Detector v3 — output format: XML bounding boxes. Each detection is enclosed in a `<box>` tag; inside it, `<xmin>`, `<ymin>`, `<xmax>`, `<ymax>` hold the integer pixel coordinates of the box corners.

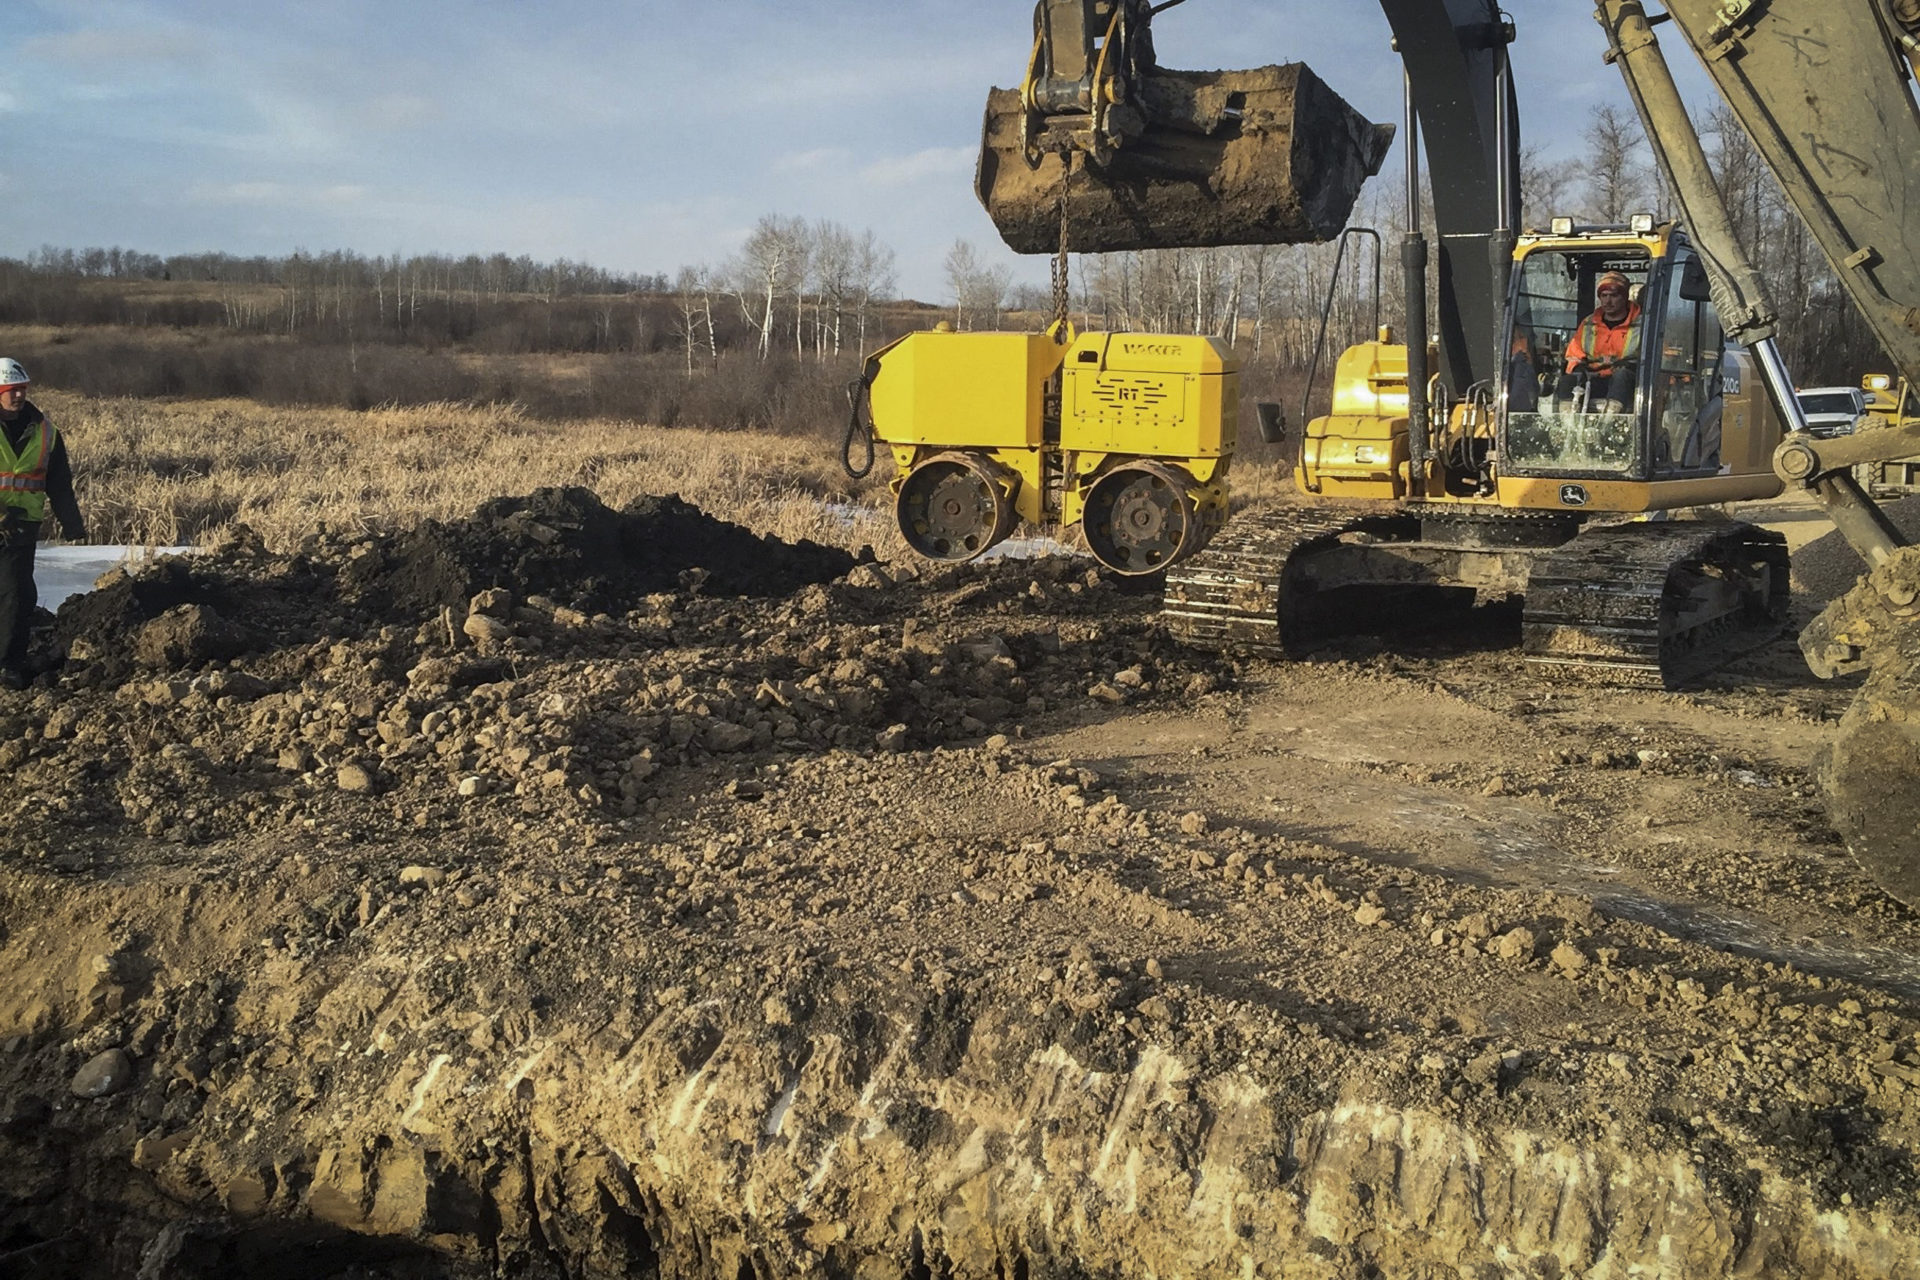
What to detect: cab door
<box><xmin>1648</xmin><ymin>246</ymin><xmax>1726</xmax><ymax>475</ymax></box>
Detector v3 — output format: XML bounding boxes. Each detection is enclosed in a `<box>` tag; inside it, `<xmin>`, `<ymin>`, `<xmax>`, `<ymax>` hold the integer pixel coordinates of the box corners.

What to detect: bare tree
<box><xmin>1520</xmin><ymin>142</ymin><xmax>1581</xmax><ymax>229</ymax></box>
<box><xmin>810</xmin><ymin>221</ymin><xmax>855</xmax><ymax>358</ymax></box>
<box><xmin>979</xmin><ymin>262</ymin><xmax>1012</xmax><ymax>330</ymax></box>
<box><xmin>850</xmin><ymin>230</ymin><xmax>896</xmax><ymax>353</ymax></box>
<box><xmin>730</xmin><ymin>215</ymin><xmax>808</xmax><ymax>360</ymax></box>
<box><xmin>943</xmin><ymin>240</ymin><xmax>1014</xmax><ymax>331</ymax></box>
<box><xmin>1581</xmin><ymin>104</ymin><xmax>1651</xmax><ymax>223</ymax></box>
<box><xmin>672</xmin><ymin>266</ymin><xmax>712</xmax><ymax>378</ymax></box>
<box><xmin>1705</xmin><ymin>102</ymin><xmax>1773</xmax><ymax>249</ymax></box>
<box><xmin>1236</xmin><ymin>244</ymin><xmax>1278</xmax><ymax>354</ymax></box>
<box><xmin>944</xmin><ymin>240</ymin><xmax>981</xmax><ymax>329</ymax></box>
<box><xmin>786</xmin><ymin>225</ymin><xmax>813</xmax><ymax>359</ymax></box>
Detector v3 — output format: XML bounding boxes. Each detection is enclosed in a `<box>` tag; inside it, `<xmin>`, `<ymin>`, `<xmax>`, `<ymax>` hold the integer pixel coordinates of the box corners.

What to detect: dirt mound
<box><xmin>1792</xmin><ymin>493</ymin><xmax>1920</xmax><ymax>607</ymax></box>
<box><xmin>354</xmin><ymin>488</ymin><xmax>856</xmax><ymax>616</ymax></box>
<box><xmin>17</xmin><ymin>517</ymin><xmax>1203</xmax><ymax>848</ymax></box>
<box><xmin>50</xmin><ymin>487</ymin><xmax>854</xmax><ymax>679</ymax></box>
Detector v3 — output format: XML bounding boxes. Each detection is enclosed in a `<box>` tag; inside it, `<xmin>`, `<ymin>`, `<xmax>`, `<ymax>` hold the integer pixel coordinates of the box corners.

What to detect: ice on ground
<box><xmin>36</xmin><ymin>545</ymin><xmax>195</xmax><ymax>611</ymax></box>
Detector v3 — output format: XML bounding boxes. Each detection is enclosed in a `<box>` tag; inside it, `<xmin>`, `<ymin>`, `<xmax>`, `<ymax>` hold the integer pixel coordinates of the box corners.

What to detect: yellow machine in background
<box><xmin>1858</xmin><ymin>374</ymin><xmax>1920</xmax><ymax>498</ymax></box>
<box><xmin>1293</xmin><ymin>337</ymin><xmax>1410</xmax><ymax>499</ymax></box>
<box><xmin>852</xmin><ymin>327</ymin><xmax>1236</xmax><ymax>574</ymax></box>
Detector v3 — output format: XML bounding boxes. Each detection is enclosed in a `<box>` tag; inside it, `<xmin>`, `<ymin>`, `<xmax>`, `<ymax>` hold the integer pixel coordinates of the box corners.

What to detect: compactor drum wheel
<box><xmin>895</xmin><ymin>452</ymin><xmax>1018</xmax><ymax>564</ymax></box>
<box><xmin>1083</xmin><ymin>462</ymin><xmax>1202</xmax><ymax>575</ymax></box>
<box><xmin>1804</xmin><ymin>546</ymin><xmax>1920</xmax><ymax>907</ymax></box>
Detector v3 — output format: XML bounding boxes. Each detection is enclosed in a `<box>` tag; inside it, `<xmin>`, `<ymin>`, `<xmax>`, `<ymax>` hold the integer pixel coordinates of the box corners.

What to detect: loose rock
<box><xmin>70</xmin><ymin>1049</ymin><xmax>133</xmax><ymax>1099</ymax></box>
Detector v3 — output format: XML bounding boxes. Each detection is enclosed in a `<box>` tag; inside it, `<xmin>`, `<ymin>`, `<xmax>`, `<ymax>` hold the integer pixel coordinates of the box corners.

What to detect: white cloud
<box><xmin>859</xmin><ymin>145</ymin><xmax>975</xmax><ymax>188</ymax></box>
<box><xmin>0</xmin><ymin>89</ymin><xmax>16</xmax><ymax>113</ymax></box>
<box><xmin>24</xmin><ymin>26</ymin><xmax>203</xmax><ymax>69</ymax></box>
<box><xmin>775</xmin><ymin>147</ymin><xmax>849</xmax><ymax>175</ymax></box>
<box><xmin>188</xmin><ymin>181</ymin><xmax>368</xmax><ymax>207</ymax></box>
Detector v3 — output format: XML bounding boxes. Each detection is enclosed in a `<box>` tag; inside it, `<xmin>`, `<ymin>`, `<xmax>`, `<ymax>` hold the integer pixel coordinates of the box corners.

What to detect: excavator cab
<box><xmin>1497</xmin><ymin>224</ymin><xmax>1778</xmax><ymax>509</ymax></box>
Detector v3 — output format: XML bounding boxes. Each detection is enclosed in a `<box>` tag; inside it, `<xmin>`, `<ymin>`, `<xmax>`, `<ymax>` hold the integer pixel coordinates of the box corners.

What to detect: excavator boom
<box><xmin>1602</xmin><ymin>0</ymin><xmax>1920</xmax><ymax>900</ymax></box>
<box><xmin>1651</xmin><ymin>0</ymin><xmax>1920</xmax><ymax>390</ymax></box>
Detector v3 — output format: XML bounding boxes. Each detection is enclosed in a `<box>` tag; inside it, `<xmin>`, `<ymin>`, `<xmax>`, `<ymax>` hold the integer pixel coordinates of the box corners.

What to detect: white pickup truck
<box><xmin>1795</xmin><ymin>386</ymin><xmax>1871</xmax><ymax>439</ymax></box>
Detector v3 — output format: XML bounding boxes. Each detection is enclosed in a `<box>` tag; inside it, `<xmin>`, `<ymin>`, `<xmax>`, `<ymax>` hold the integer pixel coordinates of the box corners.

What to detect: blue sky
<box><xmin>4</xmin><ymin>1</ymin><xmax>1679</xmax><ymax>300</ymax></box>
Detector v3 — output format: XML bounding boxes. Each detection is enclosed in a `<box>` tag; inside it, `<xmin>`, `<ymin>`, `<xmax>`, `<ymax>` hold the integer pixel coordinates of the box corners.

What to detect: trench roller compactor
<box><xmin>852</xmin><ymin>327</ymin><xmax>1237</xmax><ymax>575</ymax></box>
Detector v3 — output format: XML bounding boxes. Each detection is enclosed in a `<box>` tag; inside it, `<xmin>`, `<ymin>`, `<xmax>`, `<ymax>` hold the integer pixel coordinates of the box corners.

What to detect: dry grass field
<box><xmin>39</xmin><ymin>389</ymin><xmax>1301</xmax><ymax>556</ymax></box>
<box><xmin>43</xmin><ymin>391</ymin><xmax>892</xmax><ymax>552</ymax></box>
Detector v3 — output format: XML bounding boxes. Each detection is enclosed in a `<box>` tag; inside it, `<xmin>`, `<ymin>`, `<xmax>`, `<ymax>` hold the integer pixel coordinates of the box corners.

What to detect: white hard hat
<box><xmin>0</xmin><ymin>359</ymin><xmax>28</xmax><ymax>388</ymax></box>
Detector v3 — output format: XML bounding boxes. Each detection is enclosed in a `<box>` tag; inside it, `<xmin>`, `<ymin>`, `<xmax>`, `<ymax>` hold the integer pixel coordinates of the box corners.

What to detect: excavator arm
<box><xmin>1593</xmin><ymin>0</ymin><xmax>1920</xmax><ymax>901</ymax></box>
<box><xmin>1647</xmin><ymin>0</ymin><xmax>1920</xmax><ymax>388</ymax></box>
<box><xmin>1596</xmin><ymin>0</ymin><xmax>1920</xmax><ymax>552</ymax></box>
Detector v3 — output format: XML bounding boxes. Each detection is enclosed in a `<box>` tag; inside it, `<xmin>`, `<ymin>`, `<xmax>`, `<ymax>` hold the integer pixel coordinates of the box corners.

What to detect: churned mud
<box><xmin>1</xmin><ymin>491</ymin><xmax>1916</xmax><ymax>1279</ymax></box>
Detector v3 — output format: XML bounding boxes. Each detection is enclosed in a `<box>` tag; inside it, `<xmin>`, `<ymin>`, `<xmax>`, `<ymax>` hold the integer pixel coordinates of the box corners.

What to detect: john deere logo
<box><xmin>1560</xmin><ymin>484</ymin><xmax>1590</xmax><ymax>507</ymax></box>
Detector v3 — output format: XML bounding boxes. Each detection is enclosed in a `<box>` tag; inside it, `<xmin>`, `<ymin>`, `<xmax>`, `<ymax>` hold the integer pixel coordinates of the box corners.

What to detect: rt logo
<box><xmin>1559</xmin><ymin>484</ymin><xmax>1590</xmax><ymax>507</ymax></box>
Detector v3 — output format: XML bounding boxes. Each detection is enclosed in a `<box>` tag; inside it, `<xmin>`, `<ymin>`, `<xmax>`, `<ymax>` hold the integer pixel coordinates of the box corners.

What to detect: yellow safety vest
<box><xmin>0</xmin><ymin>417</ymin><xmax>54</xmax><ymax>524</ymax></box>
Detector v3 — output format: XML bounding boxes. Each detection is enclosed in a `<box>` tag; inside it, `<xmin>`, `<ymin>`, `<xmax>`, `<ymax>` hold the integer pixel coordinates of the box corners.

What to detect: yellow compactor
<box><xmin>849</xmin><ymin>327</ymin><xmax>1236</xmax><ymax>575</ymax></box>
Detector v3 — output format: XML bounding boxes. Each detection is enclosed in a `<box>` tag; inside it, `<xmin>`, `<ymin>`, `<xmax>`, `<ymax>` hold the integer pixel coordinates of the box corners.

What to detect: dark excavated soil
<box><xmin>50</xmin><ymin>487</ymin><xmax>854</xmax><ymax>681</ymax></box>
<box><xmin>1792</xmin><ymin>494</ymin><xmax>1920</xmax><ymax>607</ymax></box>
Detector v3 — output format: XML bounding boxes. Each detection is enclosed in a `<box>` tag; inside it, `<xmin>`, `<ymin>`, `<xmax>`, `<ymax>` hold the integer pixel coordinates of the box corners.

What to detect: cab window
<box><xmin>1652</xmin><ymin>247</ymin><xmax>1725</xmax><ymax>474</ymax></box>
<box><xmin>1502</xmin><ymin>247</ymin><xmax>1651</xmax><ymax>474</ymax></box>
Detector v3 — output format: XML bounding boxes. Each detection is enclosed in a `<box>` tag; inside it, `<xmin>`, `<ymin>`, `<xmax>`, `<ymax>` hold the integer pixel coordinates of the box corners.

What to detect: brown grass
<box><xmin>43</xmin><ymin>391</ymin><xmax>898</xmax><ymax>554</ymax></box>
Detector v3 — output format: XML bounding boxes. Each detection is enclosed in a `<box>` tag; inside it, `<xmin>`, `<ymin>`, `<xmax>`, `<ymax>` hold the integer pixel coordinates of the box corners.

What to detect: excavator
<box><xmin>849</xmin><ymin>0</ymin><xmax>1920</xmax><ymax>908</ymax></box>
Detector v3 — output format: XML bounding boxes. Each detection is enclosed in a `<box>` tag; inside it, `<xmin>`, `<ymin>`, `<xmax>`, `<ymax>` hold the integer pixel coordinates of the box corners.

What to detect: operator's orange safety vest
<box><xmin>1564</xmin><ymin>302</ymin><xmax>1643</xmax><ymax>374</ymax></box>
<box><xmin>0</xmin><ymin>418</ymin><xmax>54</xmax><ymax>523</ymax></box>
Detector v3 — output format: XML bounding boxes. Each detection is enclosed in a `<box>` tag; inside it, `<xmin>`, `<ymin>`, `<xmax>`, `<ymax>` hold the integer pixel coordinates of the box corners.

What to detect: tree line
<box><xmin>17</xmin><ymin>244</ymin><xmax>664</xmax><ymax>298</ymax></box>
<box><xmin>0</xmin><ymin>104</ymin><xmax>1887</xmax><ymax>431</ymax></box>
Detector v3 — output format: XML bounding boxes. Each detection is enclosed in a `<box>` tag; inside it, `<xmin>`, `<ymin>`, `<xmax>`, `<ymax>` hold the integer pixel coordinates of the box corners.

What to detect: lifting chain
<box><xmin>1050</xmin><ymin>152</ymin><xmax>1074</xmax><ymax>337</ymax></box>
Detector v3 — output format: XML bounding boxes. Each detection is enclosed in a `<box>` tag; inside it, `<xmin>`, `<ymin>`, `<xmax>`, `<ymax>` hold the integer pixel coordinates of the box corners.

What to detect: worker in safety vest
<box><xmin>1555</xmin><ymin>270</ymin><xmax>1642</xmax><ymax>413</ymax></box>
<box><xmin>0</xmin><ymin>360</ymin><xmax>86</xmax><ymax>689</ymax></box>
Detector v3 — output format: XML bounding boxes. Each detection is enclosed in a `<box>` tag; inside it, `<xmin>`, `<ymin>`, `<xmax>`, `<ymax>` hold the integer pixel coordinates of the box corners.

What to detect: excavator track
<box><xmin>1165</xmin><ymin>508</ymin><xmax>1789</xmax><ymax>693</ymax></box>
<box><xmin>1161</xmin><ymin>504</ymin><xmax>1417</xmax><ymax>654</ymax></box>
<box><xmin>1522</xmin><ymin>522</ymin><xmax>1789</xmax><ymax>689</ymax></box>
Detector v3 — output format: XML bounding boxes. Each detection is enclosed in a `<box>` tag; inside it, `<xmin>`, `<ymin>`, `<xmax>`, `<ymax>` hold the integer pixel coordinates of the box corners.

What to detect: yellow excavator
<box><xmin>847</xmin><ymin>0</ymin><xmax>1920</xmax><ymax>907</ymax></box>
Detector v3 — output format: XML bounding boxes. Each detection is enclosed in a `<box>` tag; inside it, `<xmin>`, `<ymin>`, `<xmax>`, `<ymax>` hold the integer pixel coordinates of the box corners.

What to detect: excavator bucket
<box><xmin>1802</xmin><ymin>546</ymin><xmax>1920</xmax><ymax>907</ymax></box>
<box><xmin>977</xmin><ymin>62</ymin><xmax>1394</xmax><ymax>255</ymax></box>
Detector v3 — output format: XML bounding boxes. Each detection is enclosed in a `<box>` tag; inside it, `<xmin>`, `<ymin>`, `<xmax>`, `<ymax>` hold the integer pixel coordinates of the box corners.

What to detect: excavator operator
<box><xmin>1556</xmin><ymin>270</ymin><xmax>1642</xmax><ymax>413</ymax></box>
